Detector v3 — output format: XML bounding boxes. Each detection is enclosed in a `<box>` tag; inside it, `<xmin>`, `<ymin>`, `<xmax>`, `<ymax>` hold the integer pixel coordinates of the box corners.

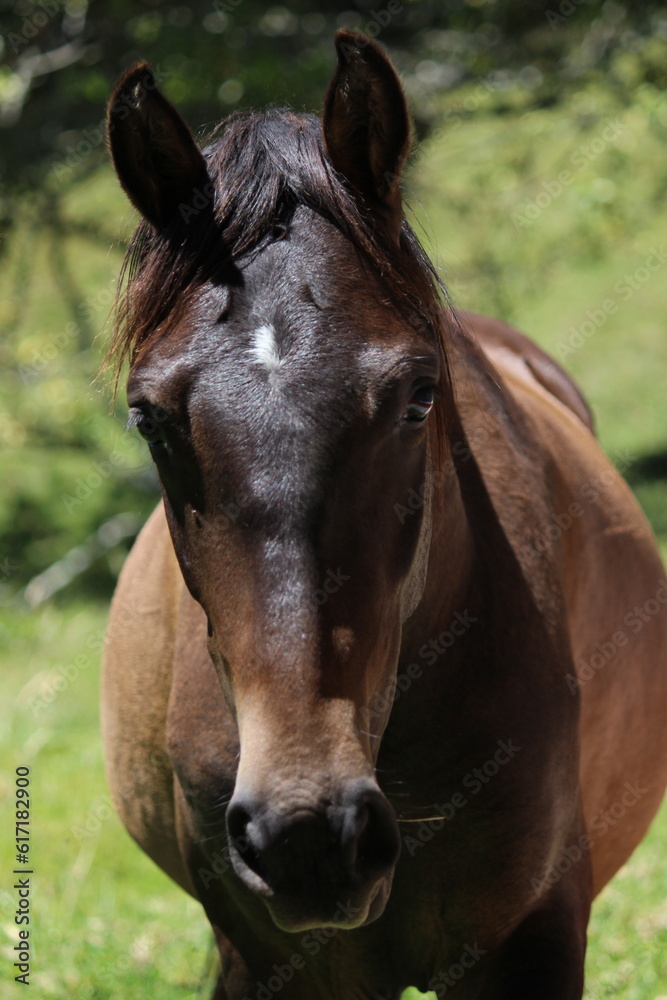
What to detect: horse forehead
<box><xmin>139</xmin><ymin>210</ymin><xmax>415</xmax><ymax>403</ymax></box>
<box><xmin>189</xmin><ymin>297</ymin><xmax>400</xmax><ymax>518</ymax></box>
<box><xmin>191</xmin><ymin>343</ymin><xmax>348</xmax><ymax>498</ymax></box>
<box><xmin>189</xmin><ymin>233</ymin><xmax>411</xmax><ymax>421</ymax></box>
<box><xmin>234</xmin><ymin>206</ymin><xmax>402</xmax><ymax>329</ymax></box>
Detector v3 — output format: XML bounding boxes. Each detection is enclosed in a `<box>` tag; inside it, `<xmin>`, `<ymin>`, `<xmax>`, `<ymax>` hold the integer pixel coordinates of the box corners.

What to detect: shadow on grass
<box><xmin>622</xmin><ymin>448</ymin><xmax>667</xmax><ymax>544</ymax></box>
<box><xmin>624</xmin><ymin>449</ymin><xmax>667</xmax><ymax>486</ymax></box>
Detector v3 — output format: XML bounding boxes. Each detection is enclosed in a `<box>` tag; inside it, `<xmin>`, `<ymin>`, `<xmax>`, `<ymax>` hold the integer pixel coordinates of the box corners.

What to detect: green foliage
<box><xmin>2</xmin><ymin>0</ymin><xmax>667</xmax><ymax>205</ymax></box>
<box><xmin>408</xmin><ymin>75</ymin><xmax>667</xmax><ymax>556</ymax></box>
<box><xmin>0</xmin><ymin>176</ymin><xmax>156</xmax><ymax>598</ymax></box>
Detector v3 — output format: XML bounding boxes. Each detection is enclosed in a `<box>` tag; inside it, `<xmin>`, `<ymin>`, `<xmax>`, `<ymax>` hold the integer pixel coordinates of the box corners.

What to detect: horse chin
<box><xmin>264</xmin><ymin>874</ymin><xmax>394</xmax><ymax>934</ymax></box>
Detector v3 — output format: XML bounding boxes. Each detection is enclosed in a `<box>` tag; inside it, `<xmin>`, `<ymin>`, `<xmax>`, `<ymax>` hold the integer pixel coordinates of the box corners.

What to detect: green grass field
<box><xmin>2</xmin><ymin>73</ymin><xmax>667</xmax><ymax>998</ymax></box>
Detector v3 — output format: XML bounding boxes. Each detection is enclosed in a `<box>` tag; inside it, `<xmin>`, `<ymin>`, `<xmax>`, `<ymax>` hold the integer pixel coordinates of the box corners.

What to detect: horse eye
<box><xmin>405</xmin><ymin>386</ymin><xmax>435</xmax><ymax>423</ymax></box>
<box><xmin>128</xmin><ymin>408</ymin><xmax>164</xmax><ymax>447</ymax></box>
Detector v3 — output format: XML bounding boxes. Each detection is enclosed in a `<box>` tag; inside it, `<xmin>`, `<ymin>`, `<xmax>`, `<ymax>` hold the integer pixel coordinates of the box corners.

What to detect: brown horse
<box><xmin>102</xmin><ymin>31</ymin><xmax>667</xmax><ymax>1000</ymax></box>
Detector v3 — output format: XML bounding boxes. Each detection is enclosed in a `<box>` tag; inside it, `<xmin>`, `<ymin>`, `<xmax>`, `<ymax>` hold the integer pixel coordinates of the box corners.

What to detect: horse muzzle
<box><xmin>225</xmin><ymin>778</ymin><xmax>401</xmax><ymax>931</ymax></box>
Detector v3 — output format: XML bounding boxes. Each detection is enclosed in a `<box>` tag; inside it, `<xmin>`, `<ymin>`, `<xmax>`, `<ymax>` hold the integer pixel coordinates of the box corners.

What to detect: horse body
<box><xmin>102</xmin><ymin>32</ymin><xmax>667</xmax><ymax>1000</ymax></box>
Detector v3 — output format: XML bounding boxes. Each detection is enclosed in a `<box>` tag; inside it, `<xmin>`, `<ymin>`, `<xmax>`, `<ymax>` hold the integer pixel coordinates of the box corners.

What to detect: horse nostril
<box><xmin>226</xmin><ymin>783</ymin><xmax>400</xmax><ymax>901</ymax></box>
<box><xmin>352</xmin><ymin>791</ymin><xmax>401</xmax><ymax>879</ymax></box>
<box><xmin>226</xmin><ymin>794</ymin><xmax>271</xmax><ymax>887</ymax></box>
<box><xmin>226</xmin><ymin>797</ymin><xmax>250</xmax><ymax>845</ymax></box>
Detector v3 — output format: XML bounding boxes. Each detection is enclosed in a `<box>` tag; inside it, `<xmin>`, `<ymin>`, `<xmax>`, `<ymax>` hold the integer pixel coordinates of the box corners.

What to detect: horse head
<box><xmin>107</xmin><ymin>31</ymin><xmax>456</xmax><ymax>932</ymax></box>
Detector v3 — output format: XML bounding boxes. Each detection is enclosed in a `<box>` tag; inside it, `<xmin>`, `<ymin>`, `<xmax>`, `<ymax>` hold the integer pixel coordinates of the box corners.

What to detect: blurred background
<box><xmin>1</xmin><ymin>1</ymin><xmax>666</xmax><ymax>997</ymax></box>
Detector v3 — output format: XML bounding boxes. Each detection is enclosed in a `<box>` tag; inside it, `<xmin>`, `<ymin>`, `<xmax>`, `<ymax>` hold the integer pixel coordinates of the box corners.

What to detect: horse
<box><xmin>102</xmin><ymin>30</ymin><xmax>667</xmax><ymax>1000</ymax></box>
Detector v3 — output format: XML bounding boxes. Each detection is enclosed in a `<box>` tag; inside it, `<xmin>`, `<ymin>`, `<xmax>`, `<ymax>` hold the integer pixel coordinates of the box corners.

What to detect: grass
<box><xmin>0</xmin><ymin>603</ymin><xmax>215</xmax><ymax>1000</ymax></box>
<box><xmin>0</xmin><ymin>602</ymin><xmax>665</xmax><ymax>999</ymax></box>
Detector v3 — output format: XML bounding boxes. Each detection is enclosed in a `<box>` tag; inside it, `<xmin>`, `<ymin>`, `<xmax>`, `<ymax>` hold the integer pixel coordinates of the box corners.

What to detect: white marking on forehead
<box><xmin>251</xmin><ymin>323</ymin><xmax>283</xmax><ymax>372</ymax></box>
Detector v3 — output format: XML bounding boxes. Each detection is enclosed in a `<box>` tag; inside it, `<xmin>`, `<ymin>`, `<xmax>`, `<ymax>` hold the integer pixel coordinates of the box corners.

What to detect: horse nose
<box><xmin>226</xmin><ymin>780</ymin><xmax>400</xmax><ymax>903</ymax></box>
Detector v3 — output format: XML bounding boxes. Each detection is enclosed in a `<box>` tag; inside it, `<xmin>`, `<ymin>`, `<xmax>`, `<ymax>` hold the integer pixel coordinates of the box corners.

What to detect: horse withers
<box><xmin>102</xmin><ymin>30</ymin><xmax>667</xmax><ymax>1000</ymax></box>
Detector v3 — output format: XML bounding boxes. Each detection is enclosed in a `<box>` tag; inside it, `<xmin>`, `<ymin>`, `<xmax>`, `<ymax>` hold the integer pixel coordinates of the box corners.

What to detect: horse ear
<box><xmin>323</xmin><ymin>30</ymin><xmax>411</xmax><ymax>242</ymax></box>
<box><xmin>106</xmin><ymin>64</ymin><xmax>209</xmax><ymax>231</ymax></box>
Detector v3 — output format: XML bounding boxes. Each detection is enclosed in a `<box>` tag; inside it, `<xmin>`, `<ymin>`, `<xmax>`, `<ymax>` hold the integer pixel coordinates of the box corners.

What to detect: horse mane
<box><xmin>108</xmin><ymin>108</ymin><xmax>459</xmax><ymax>459</ymax></box>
